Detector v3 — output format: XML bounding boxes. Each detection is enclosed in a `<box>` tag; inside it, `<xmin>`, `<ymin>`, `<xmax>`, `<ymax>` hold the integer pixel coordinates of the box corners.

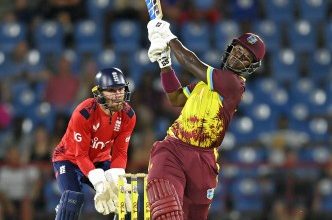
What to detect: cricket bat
<box><xmin>145</xmin><ymin>0</ymin><xmax>163</xmax><ymax>20</ymax></box>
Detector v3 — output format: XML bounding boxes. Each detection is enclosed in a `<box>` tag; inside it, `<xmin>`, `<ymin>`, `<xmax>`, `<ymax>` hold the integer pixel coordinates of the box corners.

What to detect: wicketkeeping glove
<box><xmin>105</xmin><ymin>168</ymin><xmax>132</xmax><ymax>213</ymax></box>
<box><xmin>88</xmin><ymin>168</ymin><xmax>117</xmax><ymax>215</ymax></box>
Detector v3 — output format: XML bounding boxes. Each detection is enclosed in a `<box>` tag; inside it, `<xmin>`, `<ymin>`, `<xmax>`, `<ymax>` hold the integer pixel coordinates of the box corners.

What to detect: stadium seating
<box><xmin>229</xmin><ymin>0</ymin><xmax>259</xmax><ymax>22</ymax></box>
<box><xmin>202</xmin><ymin>50</ymin><xmax>223</xmax><ymax>68</ymax></box>
<box><xmin>33</xmin><ymin>21</ymin><xmax>64</xmax><ymax>55</ymax></box>
<box><xmin>11</xmin><ymin>81</ymin><xmax>38</xmax><ymax>117</ymax></box>
<box><xmin>110</xmin><ymin>20</ymin><xmax>141</xmax><ymax>54</ymax></box>
<box><xmin>229</xmin><ymin>116</ymin><xmax>257</xmax><ymax>144</ymax></box>
<box><xmin>252</xmin><ymin>20</ymin><xmax>281</xmax><ymax>53</ymax></box>
<box><xmin>298</xmin><ymin>146</ymin><xmax>330</xmax><ymax>164</ymax></box>
<box><xmin>0</xmin><ymin>22</ymin><xmax>26</xmax><ymax>53</ymax></box>
<box><xmin>74</xmin><ymin>20</ymin><xmax>102</xmax><ymax>55</ymax></box>
<box><xmin>307</xmin><ymin>117</ymin><xmax>329</xmax><ymax>143</ymax></box>
<box><xmin>308</xmin><ymin>49</ymin><xmax>331</xmax><ymax>82</ymax></box>
<box><xmin>270</xmin><ymin>49</ymin><xmax>300</xmax><ymax>82</ymax></box>
<box><xmin>287</xmin><ymin>20</ymin><xmax>317</xmax><ymax>53</ymax></box>
<box><xmin>180</xmin><ymin>21</ymin><xmax>211</xmax><ymax>54</ymax></box>
<box><xmin>307</xmin><ymin>88</ymin><xmax>328</xmax><ymax>115</ymax></box>
<box><xmin>230</xmin><ymin>178</ymin><xmax>263</xmax><ymax>213</ymax></box>
<box><xmin>317</xmin><ymin>179</ymin><xmax>332</xmax><ymax>213</ymax></box>
<box><xmin>324</xmin><ymin>22</ymin><xmax>332</xmax><ymax>52</ymax></box>
<box><xmin>26</xmin><ymin>50</ymin><xmax>45</xmax><ymax>73</ymax></box>
<box><xmin>86</xmin><ymin>0</ymin><xmax>112</xmax><ymax>25</ymax></box>
<box><xmin>224</xmin><ymin>147</ymin><xmax>267</xmax><ymax>165</ymax></box>
<box><xmin>30</xmin><ymin>102</ymin><xmax>56</xmax><ymax>132</ymax></box>
<box><xmin>128</xmin><ymin>49</ymin><xmax>157</xmax><ymax>84</ymax></box>
<box><xmin>193</xmin><ymin>0</ymin><xmax>215</xmax><ymax>10</ymax></box>
<box><xmin>0</xmin><ymin>50</ymin><xmax>10</xmax><ymax>79</ymax></box>
<box><xmin>297</xmin><ymin>0</ymin><xmax>328</xmax><ymax>23</ymax></box>
<box><xmin>214</xmin><ymin>20</ymin><xmax>239</xmax><ymax>51</ymax></box>
<box><xmin>264</xmin><ymin>0</ymin><xmax>295</xmax><ymax>24</ymax></box>
<box><xmin>97</xmin><ymin>49</ymin><xmax>118</xmax><ymax>69</ymax></box>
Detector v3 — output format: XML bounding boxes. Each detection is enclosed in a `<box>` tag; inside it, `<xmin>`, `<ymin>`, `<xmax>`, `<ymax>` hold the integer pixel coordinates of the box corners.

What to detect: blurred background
<box><xmin>0</xmin><ymin>0</ymin><xmax>331</xmax><ymax>219</ymax></box>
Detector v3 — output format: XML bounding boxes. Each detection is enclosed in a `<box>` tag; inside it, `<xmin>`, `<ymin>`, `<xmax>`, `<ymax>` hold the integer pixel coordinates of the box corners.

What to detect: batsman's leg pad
<box><xmin>147</xmin><ymin>179</ymin><xmax>183</xmax><ymax>220</ymax></box>
<box><xmin>55</xmin><ymin>190</ymin><xmax>84</xmax><ymax>220</ymax></box>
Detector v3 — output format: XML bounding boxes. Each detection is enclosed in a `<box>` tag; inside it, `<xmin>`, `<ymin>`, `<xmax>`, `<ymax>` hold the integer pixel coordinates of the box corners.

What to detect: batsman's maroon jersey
<box><xmin>52</xmin><ymin>98</ymin><xmax>136</xmax><ymax>176</ymax></box>
<box><xmin>148</xmin><ymin>67</ymin><xmax>246</xmax><ymax>217</ymax></box>
<box><xmin>167</xmin><ymin>66</ymin><xmax>245</xmax><ymax>149</ymax></box>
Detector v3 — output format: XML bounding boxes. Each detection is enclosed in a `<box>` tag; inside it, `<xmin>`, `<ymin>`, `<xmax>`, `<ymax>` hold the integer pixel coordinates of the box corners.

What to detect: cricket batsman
<box><xmin>145</xmin><ymin>20</ymin><xmax>265</xmax><ymax>220</ymax></box>
<box><xmin>52</xmin><ymin>67</ymin><xmax>136</xmax><ymax>220</ymax></box>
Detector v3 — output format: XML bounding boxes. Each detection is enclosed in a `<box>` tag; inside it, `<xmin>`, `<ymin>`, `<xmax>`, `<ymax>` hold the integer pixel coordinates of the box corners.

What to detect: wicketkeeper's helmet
<box><xmin>92</xmin><ymin>67</ymin><xmax>131</xmax><ymax>107</ymax></box>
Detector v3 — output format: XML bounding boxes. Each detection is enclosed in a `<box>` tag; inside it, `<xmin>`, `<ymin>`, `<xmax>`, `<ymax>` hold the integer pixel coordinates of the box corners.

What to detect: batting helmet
<box><xmin>92</xmin><ymin>68</ymin><xmax>131</xmax><ymax>107</ymax></box>
<box><xmin>221</xmin><ymin>33</ymin><xmax>266</xmax><ymax>75</ymax></box>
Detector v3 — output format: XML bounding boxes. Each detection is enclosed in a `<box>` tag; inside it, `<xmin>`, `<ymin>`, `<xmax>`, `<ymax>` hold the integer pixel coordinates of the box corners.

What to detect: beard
<box><xmin>107</xmin><ymin>100</ymin><xmax>124</xmax><ymax>112</ymax></box>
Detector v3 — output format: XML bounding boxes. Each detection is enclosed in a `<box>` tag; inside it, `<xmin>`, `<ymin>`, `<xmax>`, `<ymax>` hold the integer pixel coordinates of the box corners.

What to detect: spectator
<box><xmin>0</xmin><ymin>83</ymin><xmax>11</xmax><ymax>131</ymax></box>
<box><xmin>0</xmin><ymin>147</ymin><xmax>40</xmax><ymax>220</ymax></box>
<box><xmin>44</xmin><ymin>55</ymin><xmax>80</xmax><ymax>113</ymax></box>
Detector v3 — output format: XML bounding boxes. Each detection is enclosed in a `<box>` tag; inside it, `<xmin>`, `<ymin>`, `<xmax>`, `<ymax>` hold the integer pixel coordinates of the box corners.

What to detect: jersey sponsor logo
<box><xmin>59</xmin><ymin>165</ymin><xmax>66</xmax><ymax>174</ymax></box>
<box><xmin>114</xmin><ymin>117</ymin><xmax>122</xmax><ymax>131</ymax></box>
<box><xmin>91</xmin><ymin>137</ymin><xmax>111</xmax><ymax>149</ymax></box>
<box><xmin>74</xmin><ymin>132</ymin><xmax>82</xmax><ymax>142</ymax></box>
<box><xmin>93</xmin><ymin>122</ymin><xmax>100</xmax><ymax>131</ymax></box>
<box><xmin>125</xmin><ymin>136</ymin><xmax>131</xmax><ymax>142</ymax></box>
<box><xmin>207</xmin><ymin>188</ymin><xmax>215</xmax><ymax>200</ymax></box>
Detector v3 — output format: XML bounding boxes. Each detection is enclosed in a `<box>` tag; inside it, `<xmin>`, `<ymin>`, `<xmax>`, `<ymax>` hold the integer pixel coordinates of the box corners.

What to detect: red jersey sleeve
<box><xmin>71</xmin><ymin>110</ymin><xmax>95</xmax><ymax>176</ymax></box>
<box><xmin>111</xmin><ymin>107</ymin><xmax>136</xmax><ymax>168</ymax></box>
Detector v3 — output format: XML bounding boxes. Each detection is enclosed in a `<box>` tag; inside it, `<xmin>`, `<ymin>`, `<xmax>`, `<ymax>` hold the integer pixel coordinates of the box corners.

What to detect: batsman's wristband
<box><xmin>161</xmin><ymin>69</ymin><xmax>182</xmax><ymax>93</ymax></box>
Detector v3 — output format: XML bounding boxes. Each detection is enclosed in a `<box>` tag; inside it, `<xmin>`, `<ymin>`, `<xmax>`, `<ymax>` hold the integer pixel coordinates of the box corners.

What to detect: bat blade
<box><xmin>145</xmin><ymin>0</ymin><xmax>163</xmax><ymax>20</ymax></box>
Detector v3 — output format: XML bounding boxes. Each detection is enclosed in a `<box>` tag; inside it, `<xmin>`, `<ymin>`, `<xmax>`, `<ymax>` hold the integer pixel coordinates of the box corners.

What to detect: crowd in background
<box><xmin>0</xmin><ymin>0</ymin><xmax>331</xmax><ymax>219</ymax></box>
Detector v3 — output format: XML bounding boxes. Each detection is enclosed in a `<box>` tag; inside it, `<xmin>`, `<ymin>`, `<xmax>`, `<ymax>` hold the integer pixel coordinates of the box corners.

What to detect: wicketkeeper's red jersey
<box><xmin>52</xmin><ymin>98</ymin><xmax>136</xmax><ymax>176</ymax></box>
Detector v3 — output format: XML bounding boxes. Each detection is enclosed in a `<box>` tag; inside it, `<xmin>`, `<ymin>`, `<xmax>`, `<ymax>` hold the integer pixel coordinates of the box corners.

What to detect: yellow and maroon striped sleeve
<box><xmin>206</xmin><ymin>66</ymin><xmax>215</xmax><ymax>91</ymax></box>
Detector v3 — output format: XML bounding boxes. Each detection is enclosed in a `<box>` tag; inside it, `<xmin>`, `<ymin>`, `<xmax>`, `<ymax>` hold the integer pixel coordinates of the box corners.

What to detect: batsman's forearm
<box><xmin>169</xmin><ymin>39</ymin><xmax>198</xmax><ymax>69</ymax></box>
<box><xmin>169</xmin><ymin>39</ymin><xmax>207</xmax><ymax>81</ymax></box>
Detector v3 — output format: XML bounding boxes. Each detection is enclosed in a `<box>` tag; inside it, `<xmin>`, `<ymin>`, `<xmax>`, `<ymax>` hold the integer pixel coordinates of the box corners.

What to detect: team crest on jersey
<box><xmin>114</xmin><ymin>117</ymin><xmax>122</xmax><ymax>131</ymax></box>
<box><xmin>207</xmin><ymin>188</ymin><xmax>215</xmax><ymax>200</ymax></box>
<box><xmin>93</xmin><ymin>122</ymin><xmax>100</xmax><ymax>131</ymax></box>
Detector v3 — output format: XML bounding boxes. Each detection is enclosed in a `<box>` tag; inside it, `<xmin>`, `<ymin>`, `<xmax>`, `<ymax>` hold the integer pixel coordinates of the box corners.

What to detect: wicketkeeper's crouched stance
<box><xmin>52</xmin><ymin>68</ymin><xmax>136</xmax><ymax>220</ymax></box>
<box><xmin>146</xmin><ymin>19</ymin><xmax>265</xmax><ymax>220</ymax></box>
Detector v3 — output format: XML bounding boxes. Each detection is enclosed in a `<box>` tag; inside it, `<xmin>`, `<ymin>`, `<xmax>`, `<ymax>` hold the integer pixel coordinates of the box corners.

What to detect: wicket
<box><xmin>118</xmin><ymin>173</ymin><xmax>150</xmax><ymax>220</ymax></box>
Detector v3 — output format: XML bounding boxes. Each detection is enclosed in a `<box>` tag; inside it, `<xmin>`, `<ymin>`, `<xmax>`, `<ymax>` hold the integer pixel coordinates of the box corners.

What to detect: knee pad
<box><xmin>55</xmin><ymin>190</ymin><xmax>84</xmax><ymax>220</ymax></box>
<box><xmin>147</xmin><ymin>179</ymin><xmax>183</xmax><ymax>220</ymax></box>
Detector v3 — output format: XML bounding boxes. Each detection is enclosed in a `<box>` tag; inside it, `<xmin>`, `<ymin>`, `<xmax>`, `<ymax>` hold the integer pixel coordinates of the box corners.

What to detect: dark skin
<box><xmin>161</xmin><ymin>39</ymin><xmax>208</xmax><ymax>107</ymax></box>
<box><xmin>161</xmin><ymin>39</ymin><xmax>253</xmax><ymax>107</ymax></box>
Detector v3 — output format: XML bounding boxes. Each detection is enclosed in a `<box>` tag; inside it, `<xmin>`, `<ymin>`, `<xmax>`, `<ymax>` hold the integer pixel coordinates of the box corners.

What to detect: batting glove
<box><xmin>148</xmin><ymin>34</ymin><xmax>168</xmax><ymax>62</ymax></box>
<box><xmin>147</xmin><ymin>19</ymin><xmax>177</xmax><ymax>44</ymax></box>
<box><xmin>156</xmin><ymin>46</ymin><xmax>172</xmax><ymax>68</ymax></box>
<box><xmin>88</xmin><ymin>168</ymin><xmax>117</xmax><ymax>215</ymax></box>
<box><xmin>105</xmin><ymin>168</ymin><xmax>132</xmax><ymax>213</ymax></box>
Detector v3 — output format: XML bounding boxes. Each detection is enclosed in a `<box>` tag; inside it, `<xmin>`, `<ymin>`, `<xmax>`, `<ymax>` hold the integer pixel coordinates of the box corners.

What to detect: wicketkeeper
<box><xmin>52</xmin><ymin>68</ymin><xmax>135</xmax><ymax>220</ymax></box>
